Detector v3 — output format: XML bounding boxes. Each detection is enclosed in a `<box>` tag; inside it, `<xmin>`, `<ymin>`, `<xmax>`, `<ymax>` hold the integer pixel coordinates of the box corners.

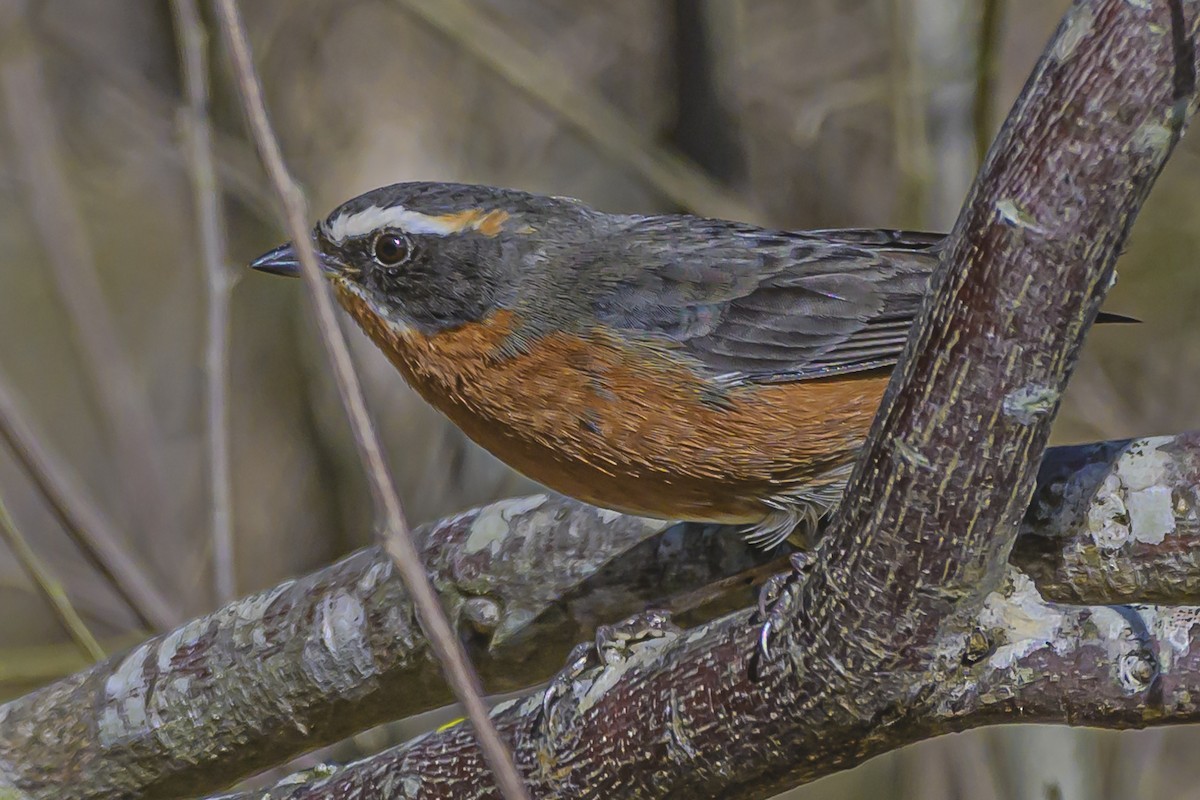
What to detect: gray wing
<box><xmin>591</xmin><ymin>217</ymin><xmax>940</xmax><ymax>384</ymax></box>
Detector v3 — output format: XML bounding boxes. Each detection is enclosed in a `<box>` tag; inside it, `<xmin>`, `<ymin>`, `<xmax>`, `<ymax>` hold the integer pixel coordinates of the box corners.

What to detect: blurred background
<box><xmin>1</xmin><ymin>1</ymin><xmax>1198</xmax><ymax>798</ymax></box>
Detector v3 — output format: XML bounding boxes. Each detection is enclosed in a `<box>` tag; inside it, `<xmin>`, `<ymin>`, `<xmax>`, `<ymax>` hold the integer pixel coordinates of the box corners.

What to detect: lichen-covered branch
<box><xmin>214</xmin><ymin>566</ymin><xmax>1200</xmax><ymax>800</ymax></box>
<box><xmin>0</xmin><ymin>497</ymin><xmax>778</xmax><ymax>800</ymax></box>
<box><xmin>1014</xmin><ymin>432</ymin><xmax>1200</xmax><ymax>604</ymax></box>
<box><xmin>4</xmin><ymin>428</ymin><xmax>1199</xmax><ymax>799</ymax></box>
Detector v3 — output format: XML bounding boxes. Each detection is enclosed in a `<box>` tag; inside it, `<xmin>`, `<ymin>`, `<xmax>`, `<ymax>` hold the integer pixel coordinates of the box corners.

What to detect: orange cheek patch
<box><xmin>433</xmin><ymin>208</ymin><xmax>512</xmax><ymax>237</ymax></box>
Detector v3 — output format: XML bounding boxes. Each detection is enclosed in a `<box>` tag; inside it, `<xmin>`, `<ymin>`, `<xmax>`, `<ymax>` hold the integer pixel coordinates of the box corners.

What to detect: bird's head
<box><xmin>250</xmin><ymin>182</ymin><xmax>599</xmax><ymax>336</ymax></box>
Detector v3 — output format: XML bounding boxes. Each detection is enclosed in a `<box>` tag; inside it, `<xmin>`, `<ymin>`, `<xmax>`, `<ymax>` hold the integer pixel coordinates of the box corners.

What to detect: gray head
<box><xmin>249</xmin><ymin>182</ymin><xmax>600</xmax><ymax>334</ymax></box>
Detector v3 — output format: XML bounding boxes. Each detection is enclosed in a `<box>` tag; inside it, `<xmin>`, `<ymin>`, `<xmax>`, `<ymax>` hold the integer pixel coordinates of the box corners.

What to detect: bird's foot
<box><xmin>755</xmin><ymin>551</ymin><xmax>815</xmax><ymax>664</ymax></box>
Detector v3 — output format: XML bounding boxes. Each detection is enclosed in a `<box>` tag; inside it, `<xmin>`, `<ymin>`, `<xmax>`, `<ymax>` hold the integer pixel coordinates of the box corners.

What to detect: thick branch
<box><xmin>1015</xmin><ymin>432</ymin><xmax>1200</xmax><ymax>603</ymax></box>
<box><xmin>0</xmin><ymin>498</ymin><xmax>776</xmax><ymax>800</ymax></box>
<box><xmin>1</xmin><ymin>430</ymin><xmax>1197</xmax><ymax>799</ymax></box>
<box><xmin>218</xmin><ymin>566</ymin><xmax>1200</xmax><ymax>800</ymax></box>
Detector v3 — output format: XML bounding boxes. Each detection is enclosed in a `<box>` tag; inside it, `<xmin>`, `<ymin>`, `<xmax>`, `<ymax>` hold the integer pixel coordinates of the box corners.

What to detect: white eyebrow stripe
<box><xmin>323</xmin><ymin>204</ymin><xmax>463</xmax><ymax>242</ymax></box>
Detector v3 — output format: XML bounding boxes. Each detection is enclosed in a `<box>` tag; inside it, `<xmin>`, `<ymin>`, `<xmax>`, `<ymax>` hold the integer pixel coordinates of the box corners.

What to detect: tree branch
<box><xmin>1014</xmin><ymin>432</ymin><xmax>1200</xmax><ymax>604</ymax></box>
<box><xmin>216</xmin><ymin>566</ymin><xmax>1200</xmax><ymax>800</ymax></box>
<box><xmin>4</xmin><ymin>428</ymin><xmax>1199</xmax><ymax>799</ymax></box>
<box><xmin>0</xmin><ymin>497</ymin><xmax>751</xmax><ymax>800</ymax></box>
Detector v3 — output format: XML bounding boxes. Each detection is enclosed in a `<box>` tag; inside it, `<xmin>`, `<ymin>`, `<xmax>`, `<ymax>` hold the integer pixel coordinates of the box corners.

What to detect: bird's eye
<box><xmin>372</xmin><ymin>232</ymin><xmax>410</xmax><ymax>267</ymax></box>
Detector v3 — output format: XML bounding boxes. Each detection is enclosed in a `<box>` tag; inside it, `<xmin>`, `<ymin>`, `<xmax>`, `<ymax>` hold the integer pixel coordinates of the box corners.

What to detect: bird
<box><xmin>250</xmin><ymin>181</ymin><xmax>1131</xmax><ymax>549</ymax></box>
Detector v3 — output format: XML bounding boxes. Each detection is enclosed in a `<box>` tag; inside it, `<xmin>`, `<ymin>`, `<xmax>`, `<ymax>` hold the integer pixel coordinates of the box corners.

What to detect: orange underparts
<box><xmin>336</xmin><ymin>288</ymin><xmax>887</xmax><ymax>525</ymax></box>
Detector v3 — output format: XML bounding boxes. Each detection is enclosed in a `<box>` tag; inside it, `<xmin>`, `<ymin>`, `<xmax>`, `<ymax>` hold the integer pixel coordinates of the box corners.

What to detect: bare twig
<box><xmin>0</xmin><ymin>495</ymin><xmax>104</xmax><ymax>662</ymax></box>
<box><xmin>395</xmin><ymin>0</ymin><xmax>761</xmax><ymax>223</ymax></box>
<box><xmin>212</xmin><ymin>4</ymin><xmax>530</xmax><ymax>799</ymax></box>
<box><xmin>974</xmin><ymin>0</ymin><xmax>1004</xmax><ymax>165</ymax></box>
<box><xmin>170</xmin><ymin>0</ymin><xmax>238</xmax><ymax>604</ymax></box>
<box><xmin>0</xmin><ymin>0</ymin><xmax>171</xmax><ymax>544</ymax></box>
<box><xmin>0</xmin><ymin>377</ymin><xmax>180</xmax><ymax>631</ymax></box>
<box><xmin>887</xmin><ymin>0</ymin><xmax>932</xmax><ymax>228</ymax></box>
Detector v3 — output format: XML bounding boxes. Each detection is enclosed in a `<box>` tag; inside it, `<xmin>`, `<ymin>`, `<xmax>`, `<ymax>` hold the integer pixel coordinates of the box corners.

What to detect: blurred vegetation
<box><xmin>0</xmin><ymin>1</ymin><xmax>1197</xmax><ymax>798</ymax></box>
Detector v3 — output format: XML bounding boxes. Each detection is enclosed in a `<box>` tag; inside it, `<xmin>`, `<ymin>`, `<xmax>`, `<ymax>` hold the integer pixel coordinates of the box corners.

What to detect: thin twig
<box><xmin>396</xmin><ymin>0</ymin><xmax>761</xmax><ymax>224</ymax></box>
<box><xmin>974</xmin><ymin>0</ymin><xmax>1004</xmax><ymax>166</ymax></box>
<box><xmin>0</xmin><ymin>0</ymin><xmax>172</xmax><ymax>544</ymax></box>
<box><xmin>0</xmin><ymin>494</ymin><xmax>104</xmax><ymax>662</ymax></box>
<box><xmin>887</xmin><ymin>0</ymin><xmax>932</xmax><ymax>228</ymax></box>
<box><xmin>0</xmin><ymin>376</ymin><xmax>180</xmax><ymax>631</ymax></box>
<box><xmin>170</xmin><ymin>0</ymin><xmax>237</xmax><ymax>604</ymax></box>
<box><xmin>211</xmin><ymin>4</ymin><xmax>531</xmax><ymax>799</ymax></box>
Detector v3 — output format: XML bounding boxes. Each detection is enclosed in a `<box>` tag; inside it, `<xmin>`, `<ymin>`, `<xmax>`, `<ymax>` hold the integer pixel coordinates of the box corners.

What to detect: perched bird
<box><xmin>251</xmin><ymin>182</ymin><xmax>1129</xmax><ymax>548</ymax></box>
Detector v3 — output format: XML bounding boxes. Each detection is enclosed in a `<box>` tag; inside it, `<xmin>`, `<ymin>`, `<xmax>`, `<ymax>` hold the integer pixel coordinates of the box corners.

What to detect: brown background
<box><xmin>1</xmin><ymin>1</ymin><xmax>1197</xmax><ymax>797</ymax></box>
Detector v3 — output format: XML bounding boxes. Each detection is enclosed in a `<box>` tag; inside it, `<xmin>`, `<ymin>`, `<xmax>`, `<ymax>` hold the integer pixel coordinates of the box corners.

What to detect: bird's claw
<box><xmin>755</xmin><ymin>551</ymin><xmax>816</xmax><ymax>663</ymax></box>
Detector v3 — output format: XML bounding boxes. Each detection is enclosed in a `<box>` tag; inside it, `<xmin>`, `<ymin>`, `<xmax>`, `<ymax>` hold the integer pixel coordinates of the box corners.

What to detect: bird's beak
<box><xmin>249</xmin><ymin>242</ymin><xmax>339</xmax><ymax>277</ymax></box>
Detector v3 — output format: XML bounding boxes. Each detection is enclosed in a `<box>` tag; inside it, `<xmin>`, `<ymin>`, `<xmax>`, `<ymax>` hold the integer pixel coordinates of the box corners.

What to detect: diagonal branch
<box><xmin>211</xmin><ymin>2</ymin><xmax>530</xmax><ymax>798</ymax></box>
<box><xmin>0</xmin><ymin>377</ymin><xmax>181</xmax><ymax>631</ymax></box>
<box><xmin>0</xmin><ymin>498</ymin><xmax>740</xmax><ymax>800</ymax></box>
<box><xmin>217</xmin><ymin>569</ymin><xmax>1200</xmax><ymax>800</ymax></box>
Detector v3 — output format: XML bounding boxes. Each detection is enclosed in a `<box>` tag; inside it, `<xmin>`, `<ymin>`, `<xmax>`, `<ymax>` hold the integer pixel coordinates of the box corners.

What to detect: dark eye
<box><xmin>372</xmin><ymin>232</ymin><xmax>410</xmax><ymax>267</ymax></box>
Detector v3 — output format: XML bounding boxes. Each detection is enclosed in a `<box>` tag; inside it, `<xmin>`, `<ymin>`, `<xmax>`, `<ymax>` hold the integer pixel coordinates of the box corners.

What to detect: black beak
<box><xmin>249</xmin><ymin>242</ymin><xmax>302</xmax><ymax>277</ymax></box>
<box><xmin>250</xmin><ymin>242</ymin><xmax>341</xmax><ymax>277</ymax></box>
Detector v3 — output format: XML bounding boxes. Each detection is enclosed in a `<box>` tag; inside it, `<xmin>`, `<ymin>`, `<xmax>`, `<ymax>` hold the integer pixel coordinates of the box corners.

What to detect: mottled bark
<box><xmin>4</xmin><ymin>430</ymin><xmax>1200</xmax><ymax>800</ymax></box>
<box><xmin>1015</xmin><ymin>432</ymin><xmax>1200</xmax><ymax>604</ymax></box>
<box><xmin>0</xmin><ymin>498</ymin><xmax>775</xmax><ymax>800</ymax></box>
<box><xmin>217</xmin><ymin>567</ymin><xmax>1200</xmax><ymax>800</ymax></box>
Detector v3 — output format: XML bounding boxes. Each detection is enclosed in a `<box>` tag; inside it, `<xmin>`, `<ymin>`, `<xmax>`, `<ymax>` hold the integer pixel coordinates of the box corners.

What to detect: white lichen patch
<box><xmin>1133</xmin><ymin>120</ymin><xmax>1174</xmax><ymax>158</ymax></box>
<box><xmin>1124</xmin><ymin>486</ymin><xmax>1175</xmax><ymax>545</ymax></box>
<box><xmin>225</xmin><ymin>582</ymin><xmax>294</xmax><ymax>650</ymax></box>
<box><xmin>1052</xmin><ymin>4</ymin><xmax>1095</xmax><ymax>62</ymax></box>
<box><xmin>1084</xmin><ymin>437</ymin><xmax>1179</xmax><ymax>549</ymax></box>
<box><xmin>306</xmin><ymin>590</ymin><xmax>376</xmax><ymax>693</ymax></box>
<box><xmin>464</xmin><ymin>494</ymin><xmax>549</xmax><ymax>554</ymax></box>
<box><xmin>995</xmin><ymin>199</ymin><xmax>1048</xmax><ymax>234</ymax></box>
<box><xmin>575</xmin><ymin>634</ymin><xmax>678</xmax><ymax>717</ymax></box>
<box><xmin>979</xmin><ymin>570</ymin><xmax>1068</xmax><ymax>670</ymax></box>
<box><xmin>99</xmin><ymin>645</ymin><xmax>151</xmax><ymax>742</ymax></box>
<box><xmin>1088</xmin><ymin>473</ymin><xmax>1131</xmax><ymax>549</ymax></box>
<box><xmin>1147</xmin><ymin>607</ymin><xmax>1200</xmax><ymax>672</ymax></box>
<box><xmin>357</xmin><ymin>558</ymin><xmax>393</xmax><ymax>594</ymax></box>
<box><xmin>1117</xmin><ymin>439</ymin><xmax>1178</xmax><ymax>544</ymax></box>
<box><xmin>1003</xmin><ymin>384</ymin><xmax>1059</xmax><ymax>424</ymax></box>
